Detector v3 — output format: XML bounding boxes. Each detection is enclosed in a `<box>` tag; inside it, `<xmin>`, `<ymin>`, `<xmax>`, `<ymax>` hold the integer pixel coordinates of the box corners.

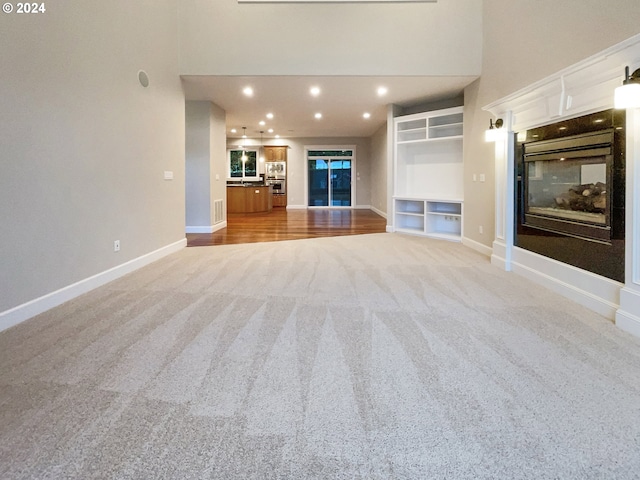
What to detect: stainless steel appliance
<box><xmin>265</xmin><ymin>162</ymin><xmax>286</xmax><ymax>177</ymax></box>
<box><xmin>265</xmin><ymin>161</ymin><xmax>286</xmax><ymax>195</ymax></box>
<box><xmin>265</xmin><ymin>178</ymin><xmax>286</xmax><ymax>195</ymax></box>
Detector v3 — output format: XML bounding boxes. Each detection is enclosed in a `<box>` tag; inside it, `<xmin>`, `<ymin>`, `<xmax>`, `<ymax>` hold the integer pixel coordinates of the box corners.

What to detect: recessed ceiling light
<box><xmin>377</xmin><ymin>86</ymin><xmax>388</xmax><ymax>96</ymax></box>
<box><xmin>266</xmin><ymin>113</ymin><xmax>274</xmax><ymax>119</ymax></box>
<box><xmin>315</xmin><ymin>113</ymin><xmax>322</xmax><ymax>119</ymax></box>
<box><xmin>231</xmin><ymin>128</ymin><xmax>237</xmax><ymax>133</ymax></box>
<box><xmin>363</xmin><ymin>112</ymin><xmax>371</xmax><ymax>119</ymax></box>
<box><xmin>268</xmin><ymin>128</ymin><xmax>274</xmax><ymax>133</ymax></box>
<box><xmin>243</xmin><ymin>86</ymin><xmax>254</xmax><ymax>97</ymax></box>
<box><xmin>259</xmin><ymin>120</ymin><xmax>266</xmax><ymax>126</ymax></box>
<box><xmin>310</xmin><ymin>86</ymin><xmax>321</xmax><ymax>97</ymax></box>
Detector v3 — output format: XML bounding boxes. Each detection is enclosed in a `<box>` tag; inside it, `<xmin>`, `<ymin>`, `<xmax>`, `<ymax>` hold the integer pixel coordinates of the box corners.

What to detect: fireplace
<box><xmin>523</xmin><ymin>130</ymin><xmax>613</xmax><ymax>243</ymax></box>
<box><xmin>515</xmin><ymin>109</ymin><xmax>625</xmax><ymax>282</ymax></box>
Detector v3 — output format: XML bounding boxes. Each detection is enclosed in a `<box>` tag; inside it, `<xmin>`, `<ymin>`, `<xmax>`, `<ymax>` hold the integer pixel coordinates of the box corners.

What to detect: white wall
<box><xmin>369</xmin><ymin>124</ymin><xmax>388</xmax><ymax>216</ymax></box>
<box><xmin>463</xmin><ymin>0</ymin><xmax>640</xmax><ymax>249</ymax></box>
<box><xmin>186</xmin><ymin>102</ymin><xmax>213</xmax><ymax>227</ymax></box>
<box><xmin>186</xmin><ymin>101</ymin><xmax>227</xmax><ymax>230</ymax></box>
<box><xmin>0</xmin><ymin>1</ymin><xmax>185</xmax><ymax>316</ymax></box>
<box><xmin>209</xmin><ymin>103</ymin><xmax>228</xmax><ymax>223</ymax></box>
<box><xmin>179</xmin><ymin>0</ymin><xmax>482</xmax><ymax>76</ymax></box>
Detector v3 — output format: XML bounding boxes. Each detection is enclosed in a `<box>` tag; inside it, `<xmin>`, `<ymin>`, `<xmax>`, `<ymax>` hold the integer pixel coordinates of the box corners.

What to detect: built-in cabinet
<box><xmin>392</xmin><ymin>107</ymin><xmax>464</xmax><ymax>241</ymax></box>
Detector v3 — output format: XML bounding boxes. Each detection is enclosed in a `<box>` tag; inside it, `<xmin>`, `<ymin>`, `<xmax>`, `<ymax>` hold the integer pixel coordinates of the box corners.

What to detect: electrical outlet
<box><xmin>479</xmin><ymin>226</ymin><xmax>483</xmax><ymax>234</ymax></box>
<box><xmin>114</xmin><ymin>240</ymin><xmax>120</xmax><ymax>252</ymax></box>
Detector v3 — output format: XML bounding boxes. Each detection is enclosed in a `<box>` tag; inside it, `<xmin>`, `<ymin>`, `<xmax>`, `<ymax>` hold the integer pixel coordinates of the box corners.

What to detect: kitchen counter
<box><xmin>227</xmin><ymin>185</ymin><xmax>273</xmax><ymax>213</ymax></box>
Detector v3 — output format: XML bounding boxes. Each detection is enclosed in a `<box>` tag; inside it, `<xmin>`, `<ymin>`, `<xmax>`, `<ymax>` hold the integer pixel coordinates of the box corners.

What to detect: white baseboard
<box><xmin>0</xmin><ymin>238</ymin><xmax>187</xmax><ymax>333</ymax></box>
<box><xmin>616</xmin><ymin>287</ymin><xmax>640</xmax><ymax>338</ymax></box>
<box><xmin>510</xmin><ymin>246</ymin><xmax>622</xmax><ymax>320</ymax></box>
<box><xmin>386</xmin><ymin>225</ymin><xmax>394</xmax><ymax>233</ymax></box>
<box><xmin>286</xmin><ymin>205</ymin><xmax>307</xmax><ymax>210</ymax></box>
<box><xmin>370</xmin><ymin>206</ymin><xmax>387</xmax><ymax>219</ymax></box>
<box><xmin>461</xmin><ymin>236</ymin><xmax>492</xmax><ymax>257</ymax></box>
<box><xmin>616</xmin><ymin>310</ymin><xmax>640</xmax><ymax>338</ymax></box>
<box><xmin>185</xmin><ymin>222</ymin><xmax>227</xmax><ymax>234</ymax></box>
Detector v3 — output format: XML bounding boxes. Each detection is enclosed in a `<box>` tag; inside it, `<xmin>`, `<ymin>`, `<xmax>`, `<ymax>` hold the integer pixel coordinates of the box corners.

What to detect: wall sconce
<box><xmin>614</xmin><ymin>66</ymin><xmax>640</xmax><ymax>109</ymax></box>
<box><xmin>485</xmin><ymin>118</ymin><xmax>504</xmax><ymax>142</ymax></box>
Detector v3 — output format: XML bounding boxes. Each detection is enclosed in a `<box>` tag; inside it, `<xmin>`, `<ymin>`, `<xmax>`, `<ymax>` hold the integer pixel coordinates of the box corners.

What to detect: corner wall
<box><xmin>186</xmin><ymin>101</ymin><xmax>227</xmax><ymax>232</ymax></box>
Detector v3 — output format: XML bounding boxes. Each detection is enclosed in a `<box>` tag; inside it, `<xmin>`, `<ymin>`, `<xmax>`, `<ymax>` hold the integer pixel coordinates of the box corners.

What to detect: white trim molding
<box><xmin>483</xmin><ymin>32</ymin><xmax>640</xmax><ymax>338</ymax></box>
<box><xmin>462</xmin><ymin>236</ymin><xmax>492</xmax><ymax>257</ymax></box>
<box><xmin>511</xmin><ymin>247</ymin><xmax>622</xmax><ymax>320</ymax></box>
<box><xmin>0</xmin><ymin>238</ymin><xmax>187</xmax><ymax>333</ymax></box>
<box><xmin>186</xmin><ymin>221</ymin><xmax>227</xmax><ymax>234</ymax></box>
<box><xmin>370</xmin><ymin>205</ymin><xmax>387</xmax><ymax>219</ymax></box>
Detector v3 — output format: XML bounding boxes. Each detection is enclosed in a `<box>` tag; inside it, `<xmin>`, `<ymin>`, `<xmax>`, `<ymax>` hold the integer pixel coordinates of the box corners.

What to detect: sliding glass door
<box><xmin>307</xmin><ymin>149</ymin><xmax>353</xmax><ymax>207</ymax></box>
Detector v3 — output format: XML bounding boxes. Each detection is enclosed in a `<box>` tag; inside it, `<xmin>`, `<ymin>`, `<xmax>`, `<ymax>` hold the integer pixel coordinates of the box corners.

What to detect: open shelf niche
<box><xmin>392</xmin><ymin>106</ymin><xmax>464</xmax><ymax>241</ymax></box>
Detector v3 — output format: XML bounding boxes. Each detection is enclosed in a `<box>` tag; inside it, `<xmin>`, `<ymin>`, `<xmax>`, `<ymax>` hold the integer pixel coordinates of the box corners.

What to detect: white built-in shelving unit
<box><xmin>393</xmin><ymin>107</ymin><xmax>464</xmax><ymax>241</ymax></box>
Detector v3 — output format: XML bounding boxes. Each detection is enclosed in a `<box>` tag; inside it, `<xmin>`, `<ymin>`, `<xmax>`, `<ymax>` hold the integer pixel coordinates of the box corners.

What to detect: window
<box><xmin>228</xmin><ymin>149</ymin><xmax>258</xmax><ymax>180</ymax></box>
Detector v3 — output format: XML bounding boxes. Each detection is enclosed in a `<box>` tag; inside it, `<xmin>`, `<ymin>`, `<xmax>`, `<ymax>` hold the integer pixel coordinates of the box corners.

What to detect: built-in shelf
<box><xmin>393</xmin><ymin>106</ymin><xmax>464</xmax><ymax>241</ymax></box>
<box><xmin>393</xmin><ymin>197</ymin><xmax>463</xmax><ymax>241</ymax></box>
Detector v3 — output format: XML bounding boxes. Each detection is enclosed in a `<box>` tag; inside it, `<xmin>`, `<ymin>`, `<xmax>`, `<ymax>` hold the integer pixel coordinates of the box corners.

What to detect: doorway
<box><xmin>307</xmin><ymin>148</ymin><xmax>354</xmax><ymax>207</ymax></box>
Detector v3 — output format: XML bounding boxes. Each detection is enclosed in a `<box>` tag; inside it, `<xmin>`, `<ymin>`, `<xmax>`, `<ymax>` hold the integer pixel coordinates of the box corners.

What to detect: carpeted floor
<box><xmin>1</xmin><ymin>233</ymin><xmax>640</xmax><ymax>479</ymax></box>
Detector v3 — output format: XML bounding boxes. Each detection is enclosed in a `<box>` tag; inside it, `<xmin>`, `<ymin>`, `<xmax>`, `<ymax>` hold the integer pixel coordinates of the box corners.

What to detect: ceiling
<box><xmin>182</xmin><ymin>75</ymin><xmax>478</xmax><ymax>140</ymax></box>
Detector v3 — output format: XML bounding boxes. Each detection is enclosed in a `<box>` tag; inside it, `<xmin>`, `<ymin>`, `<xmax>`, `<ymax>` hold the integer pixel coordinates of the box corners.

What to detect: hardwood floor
<box><xmin>187</xmin><ymin>208</ymin><xmax>387</xmax><ymax>246</ymax></box>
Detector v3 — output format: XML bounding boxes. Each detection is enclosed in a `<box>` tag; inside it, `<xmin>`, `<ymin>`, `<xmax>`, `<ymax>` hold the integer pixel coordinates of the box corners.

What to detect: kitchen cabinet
<box><xmin>227</xmin><ymin>185</ymin><xmax>273</xmax><ymax>213</ymax></box>
<box><xmin>264</xmin><ymin>146</ymin><xmax>287</xmax><ymax>162</ymax></box>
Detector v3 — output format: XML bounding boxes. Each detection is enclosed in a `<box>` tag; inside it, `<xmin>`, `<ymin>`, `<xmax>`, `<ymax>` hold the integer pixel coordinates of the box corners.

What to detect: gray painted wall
<box><xmin>186</xmin><ymin>101</ymin><xmax>228</xmax><ymax>228</ymax></box>
<box><xmin>463</xmin><ymin>0</ymin><xmax>640</xmax><ymax>248</ymax></box>
<box><xmin>0</xmin><ymin>1</ymin><xmax>185</xmax><ymax>312</ymax></box>
<box><xmin>186</xmin><ymin>102</ymin><xmax>213</xmax><ymax>227</ymax></box>
<box><xmin>209</xmin><ymin>103</ymin><xmax>228</xmax><ymax>224</ymax></box>
<box><xmin>369</xmin><ymin>124</ymin><xmax>388</xmax><ymax>216</ymax></box>
<box><xmin>179</xmin><ymin>0</ymin><xmax>482</xmax><ymax>76</ymax></box>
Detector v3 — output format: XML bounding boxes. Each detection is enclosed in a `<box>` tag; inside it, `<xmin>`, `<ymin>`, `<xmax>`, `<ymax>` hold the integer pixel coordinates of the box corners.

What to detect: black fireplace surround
<box><xmin>515</xmin><ymin>109</ymin><xmax>625</xmax><ymax>282</ymax></box>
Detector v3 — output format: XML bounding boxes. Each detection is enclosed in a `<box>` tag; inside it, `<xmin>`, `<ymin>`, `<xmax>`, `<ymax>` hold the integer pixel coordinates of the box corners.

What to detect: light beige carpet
<box><xmin>1</xmin><ymin>233</ymin><xmax>640</xmax><ymax>479</ymax></box>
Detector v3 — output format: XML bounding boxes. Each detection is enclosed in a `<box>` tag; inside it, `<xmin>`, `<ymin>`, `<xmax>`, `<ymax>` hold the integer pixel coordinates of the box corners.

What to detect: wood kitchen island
<box><xmin>227</xmin><ymin>185</ymin><xmax>273</xmax><ymax>213</ymax></box>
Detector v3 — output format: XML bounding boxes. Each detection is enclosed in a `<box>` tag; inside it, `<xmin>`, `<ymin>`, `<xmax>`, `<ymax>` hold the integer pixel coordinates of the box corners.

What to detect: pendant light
<box><xmin>241</xmin><ymin>127</ymin><xmax>248</xmax><ymax>162</ymax></box>
<box><xmin>259</xmin><ymin>131</ymin><xmax>265</xmax><ymax>163</ymax></box>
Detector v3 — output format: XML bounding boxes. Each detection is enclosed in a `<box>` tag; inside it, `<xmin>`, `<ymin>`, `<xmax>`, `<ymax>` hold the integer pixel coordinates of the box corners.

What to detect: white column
<box><xmin>491</xmin><ymin>112</ymin><xmax>515</xmax><ymax>271</ymax></box>
<box><xmin>616</xmin><ymin>107</ymin><xmax>640</xmax><ymax>336</ymax></box>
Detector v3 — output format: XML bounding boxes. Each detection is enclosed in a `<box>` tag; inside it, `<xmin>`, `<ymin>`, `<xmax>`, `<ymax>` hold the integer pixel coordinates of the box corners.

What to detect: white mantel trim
<box><xmin>484</xmin><ymin>33</ymin><xmax>640</xmax><ymax>122</ymax></box>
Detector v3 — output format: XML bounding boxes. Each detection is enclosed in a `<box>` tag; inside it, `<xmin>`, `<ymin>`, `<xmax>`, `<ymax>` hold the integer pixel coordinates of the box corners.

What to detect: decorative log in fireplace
<box><xmin>523</xmin><ymin>130</ymin><xmax>613</xmax><ymax>242</ymax></box>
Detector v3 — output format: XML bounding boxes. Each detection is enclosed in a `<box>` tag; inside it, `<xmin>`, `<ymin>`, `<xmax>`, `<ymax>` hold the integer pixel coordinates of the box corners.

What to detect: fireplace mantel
<box><xmin>482</xmin><ymin>33</ymin><xmax>640</xmax><ymax>338</ymax></box>
<box><xmin>484</xmin><ymin>34</ymin><xmax>640</xmax><ymax>131</ymax></box>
